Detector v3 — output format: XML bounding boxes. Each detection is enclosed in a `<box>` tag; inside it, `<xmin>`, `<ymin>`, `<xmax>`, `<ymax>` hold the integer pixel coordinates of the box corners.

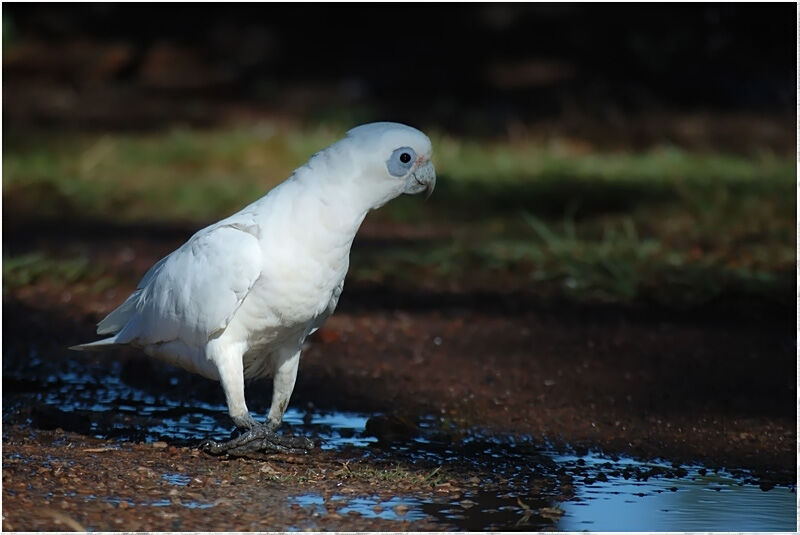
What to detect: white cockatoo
<box><xmin>71</xmin><ymin>122</ymin><xmax>435</xmax><ymax>455</ymax></box>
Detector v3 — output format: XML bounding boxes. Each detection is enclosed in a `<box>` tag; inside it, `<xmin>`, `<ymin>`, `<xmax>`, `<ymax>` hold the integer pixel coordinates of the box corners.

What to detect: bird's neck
<box><xmin>276</xmin><ymin>160</ymin><xmax>373</xmax><ymax>259</ymax></box>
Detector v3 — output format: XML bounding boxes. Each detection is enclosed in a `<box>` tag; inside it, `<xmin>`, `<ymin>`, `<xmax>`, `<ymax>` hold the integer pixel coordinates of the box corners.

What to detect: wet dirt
<box><xmin>2</xmin><ymin>222</ymin><xmax>796</xmax><ymax>531</ymax></box>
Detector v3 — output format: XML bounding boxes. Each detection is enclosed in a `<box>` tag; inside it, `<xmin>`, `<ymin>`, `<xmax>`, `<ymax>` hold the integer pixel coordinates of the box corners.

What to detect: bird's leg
<box><xmin>201</xmin><ymin>346</ymin><xmax>312</xmax><ymax>456</ymax></box>
<box><xmin>266</xmin><ymin>348</ymin><xmax>300</xmax><ymax>429</ymax></box>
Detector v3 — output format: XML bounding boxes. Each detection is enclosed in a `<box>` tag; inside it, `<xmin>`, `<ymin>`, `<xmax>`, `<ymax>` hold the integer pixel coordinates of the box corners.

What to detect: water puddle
<box><xmin>88</xmin><ymin>494</ymin><xmax>216</xmax><ymax>510</ymax></box>
<box><xmin>161</xmin><ymin>472</ymin><xmax>191</xmax><ymax>486</ymax></box>
<box><xmin>292</xmin><ymin>492</ymin><xmax>427</xmax><ymax>521</ymax></box>
<box><xmin>559</xmin><ymin>465</ymin><xmax>796</xmax><ymax>531</ymax></box>
<box><xmin>287</xmin><ymin>459</ymin><xmax>797</xmax><ymax>531</ymax></box>
<box><xmin>3</xmin><ymin>354</ymin><xmax>375</xmax><ymax>447</ymax></box>
<box><xmin>550</xmin><ymin>451</ymin><xmax>796</xmax><ymax>531</ymax></box>
<box><xmin>4</xmin><ymin>355</ymin><xmax>796</xmax><ymax>531</ymax></box>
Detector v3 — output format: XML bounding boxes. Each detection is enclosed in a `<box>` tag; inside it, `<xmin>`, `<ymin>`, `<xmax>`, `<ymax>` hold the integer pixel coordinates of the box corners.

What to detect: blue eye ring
<box><xmin>387</xmin><ymin>147</ymin><xmax>416</xmax><ymax>177</ymax></box>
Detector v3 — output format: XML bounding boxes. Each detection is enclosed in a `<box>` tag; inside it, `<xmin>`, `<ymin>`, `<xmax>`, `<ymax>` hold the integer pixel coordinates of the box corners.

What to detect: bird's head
<box><xmin>337</xmin><ymin>122</ymin><xmax>436</xmax><ymax>209</ymax></box>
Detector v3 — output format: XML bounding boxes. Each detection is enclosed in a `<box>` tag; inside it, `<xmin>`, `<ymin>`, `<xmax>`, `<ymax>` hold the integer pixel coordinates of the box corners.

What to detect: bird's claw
<box><xmin>200</xmin><ymin>425</ymin><xmax>314</xmax><ymax>457</ymax></box>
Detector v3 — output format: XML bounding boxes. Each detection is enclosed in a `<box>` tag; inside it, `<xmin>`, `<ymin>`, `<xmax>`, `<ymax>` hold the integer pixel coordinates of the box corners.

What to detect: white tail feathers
<box><xmin>70</xmin><ymin>289</ymin><xmax>142</xmax><ymax>351</ymax></box>
<box><xmin>97</xmin><ymin>290</ymin><xmax>141</xmax><ymax>335</ymax></box>
<box><xmin>69</xmin><ymin>336</ymin><xmax>120</xmax><ymax>351</ymax></box>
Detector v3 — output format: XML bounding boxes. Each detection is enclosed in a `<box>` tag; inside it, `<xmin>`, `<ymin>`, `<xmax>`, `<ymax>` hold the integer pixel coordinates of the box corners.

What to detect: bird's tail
<box><xmin>69</xmin><ymin>288</ymin><xmax>142</xmax><ymax>351</ymax></box>
<box><xmin>69</xmin><ymin>336</ymin><xmax>120</xmax><ymax>352</ymax></box>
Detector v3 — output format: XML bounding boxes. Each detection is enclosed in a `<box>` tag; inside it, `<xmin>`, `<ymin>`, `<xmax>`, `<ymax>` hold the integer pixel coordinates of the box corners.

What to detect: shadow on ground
<box><xmin>3</xmin><ymin>272</ymin><xmax>794</xmax><ymax>471</ymax></box>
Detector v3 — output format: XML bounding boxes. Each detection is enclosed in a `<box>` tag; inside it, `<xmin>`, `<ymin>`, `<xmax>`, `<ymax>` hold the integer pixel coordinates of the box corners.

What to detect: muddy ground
<box><xmin>3</xmin><ymin>4</ymin><xmax>796</xmax><ymax>529</ymax></box>
<box><xmin>2</xmin><ymin>219</ymin><xmax>795</xmax><ymax>531</ymax></box>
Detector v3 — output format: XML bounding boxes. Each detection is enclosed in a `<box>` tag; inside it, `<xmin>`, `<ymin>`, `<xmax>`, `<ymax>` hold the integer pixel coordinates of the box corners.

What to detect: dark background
<box><xmin>2</xmin><ymin>6</ymin><xmax>797</xmax><ymax>530</ymax></box>
<box><xmin>4</xmin><ymin>3</ymin><xmax>795</xmax><ymax>149</ymax></box>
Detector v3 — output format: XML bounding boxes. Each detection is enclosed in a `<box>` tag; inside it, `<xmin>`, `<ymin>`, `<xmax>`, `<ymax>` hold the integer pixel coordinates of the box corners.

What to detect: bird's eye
<box><xmin>386</xmin><ymin>147</ymin><xmax>416</xmax><ymax>177</ymax></box>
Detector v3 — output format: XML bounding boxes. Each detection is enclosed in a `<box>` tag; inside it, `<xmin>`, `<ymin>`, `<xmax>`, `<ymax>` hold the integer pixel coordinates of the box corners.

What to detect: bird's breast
<box><xmin>226</xmin><ymin>250</ymin><xmax>348</xmax><ymax>351</ymax></box>
<box><xmin>224</xmin><ymin>185</ymin><xmax>357</xmax><ymax>352</ymax></box>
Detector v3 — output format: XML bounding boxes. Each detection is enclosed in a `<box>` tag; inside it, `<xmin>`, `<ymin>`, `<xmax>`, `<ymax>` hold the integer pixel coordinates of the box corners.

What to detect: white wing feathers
<box><xmin>96</xmin><ymin>255</ymin><xmax>169</xmax><ymax>335</ymax></box>
<box><xmin>96</xmin><ymin>222</ymin><xmax>262</xmax><ymax>348</ymax></box>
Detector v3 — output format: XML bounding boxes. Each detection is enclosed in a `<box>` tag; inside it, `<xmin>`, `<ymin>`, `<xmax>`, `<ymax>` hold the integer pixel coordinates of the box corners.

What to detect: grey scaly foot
<box><xmin>200</xmin><ymin>424</ymin><xmax>314</xmax><ymax>456</ymax></box>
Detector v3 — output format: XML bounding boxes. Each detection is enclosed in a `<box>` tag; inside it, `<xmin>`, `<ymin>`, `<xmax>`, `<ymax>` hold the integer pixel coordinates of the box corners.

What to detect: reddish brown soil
<box><xmin>302</xmin><ymin>304</ymin><xmax>795</xmax><ymax>473</ymax></box>
<box><xmin>2</xmin><ymin>220</ymin><xmax>795</xmax><ymax>531</ymax></box>
<box><xmin>3</xmin><ymin>429</ymin><xmax>468</xmax><ymax>531</ymax></box>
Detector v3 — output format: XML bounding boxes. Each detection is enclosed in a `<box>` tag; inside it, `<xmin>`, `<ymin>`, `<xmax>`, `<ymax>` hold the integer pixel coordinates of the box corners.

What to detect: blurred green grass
<box><xmin>4</xmin><ymin>125</ymin><xmax>340</xmax><ymax>222</ymax></box>
<box><xmin>3</xmin><ymin>123</ymin><xmax>795</xmax><ymax>306</ymax></box>
<box><xmin>2</xmin><ymin>252</ymin><xmax>117</xmax><ymax>294</ymax></box>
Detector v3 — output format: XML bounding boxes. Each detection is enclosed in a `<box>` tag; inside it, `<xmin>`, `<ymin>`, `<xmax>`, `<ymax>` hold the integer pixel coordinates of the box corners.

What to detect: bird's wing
<box><xmin>307</xmin><ymin>278</ymin><xmax>344</xmax><ymax>337</ymax></box>
<box><xmin>113</xmin><ymin>222</ymin><xmax>263</xmax><ymax>348</ymax></box>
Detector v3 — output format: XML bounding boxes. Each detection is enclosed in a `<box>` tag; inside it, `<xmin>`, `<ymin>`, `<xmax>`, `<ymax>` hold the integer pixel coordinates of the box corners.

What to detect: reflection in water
<box><xmin>553</xmin><ymin>453</ymin><xmax>797</xmax><ymax>531</ymax></box>
<box><xmin>4</xmin><ymin>356</ymin><xmax>796</xmax><ymax>531</ymax></box>
<box><xmin>161</xmin><ymin>473</ymin><xmax>191</xmax><ymax>486</ymax></box>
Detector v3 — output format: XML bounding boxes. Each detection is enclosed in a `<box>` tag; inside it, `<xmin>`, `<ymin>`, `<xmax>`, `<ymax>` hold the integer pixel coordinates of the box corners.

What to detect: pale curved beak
<box><xmin>405</xmin><ymin>161</ymin><xmax>436</xmax><ymax>198</ymax></box>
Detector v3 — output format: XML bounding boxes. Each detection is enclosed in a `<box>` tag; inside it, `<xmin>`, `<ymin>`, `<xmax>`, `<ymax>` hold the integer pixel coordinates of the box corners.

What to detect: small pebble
<box><xmin>459</xmin><ymin>499</ymin><xmax>476</xmax><ymax>509</ymax></box>
<box><xmin>393</xmin><ymin>504</ymin><xmax>409</xmax><ymax>516</ymax></box>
